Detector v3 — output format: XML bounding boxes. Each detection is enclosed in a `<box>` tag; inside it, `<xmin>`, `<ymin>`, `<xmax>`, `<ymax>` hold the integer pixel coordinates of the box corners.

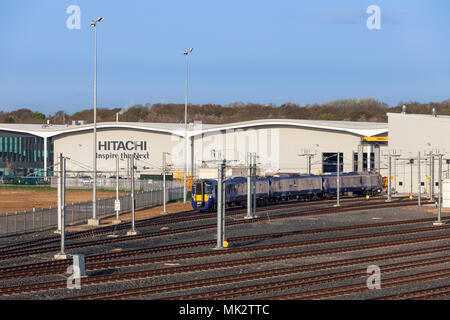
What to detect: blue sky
<box><xmin>1</xmin><ymin>0</ymin><xmax>450</xmax><ymax>114</ymax></box>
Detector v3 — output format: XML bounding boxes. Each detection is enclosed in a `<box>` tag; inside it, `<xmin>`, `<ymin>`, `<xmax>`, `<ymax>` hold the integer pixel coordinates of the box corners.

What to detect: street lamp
<box><xmin>183</xmin><ymin>48</ymin><xmax>193</xmax><ymax>203</ymax></box>
<box><xmin>88</xmin><ymin>17</ymin><xmax>104</xmax><ymax>226</ymax></box>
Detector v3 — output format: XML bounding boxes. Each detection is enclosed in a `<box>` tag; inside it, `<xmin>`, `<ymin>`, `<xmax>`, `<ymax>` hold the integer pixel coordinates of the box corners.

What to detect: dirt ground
<box><xmin>0</xmin><ymin>189</ymin><xmax>125</xmax><ymax>214</ymax></box>
<box><xmin>68</xmin><ymin>201</ymin><xmax>194</xmax><ymax>232</ymax></box>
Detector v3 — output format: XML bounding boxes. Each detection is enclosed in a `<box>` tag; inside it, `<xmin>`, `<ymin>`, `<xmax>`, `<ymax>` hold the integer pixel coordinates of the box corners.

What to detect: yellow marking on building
<box><xmin>362</xmin><ymin>136</ymin><xmax>388</xmax><ymax>142</ymax></box>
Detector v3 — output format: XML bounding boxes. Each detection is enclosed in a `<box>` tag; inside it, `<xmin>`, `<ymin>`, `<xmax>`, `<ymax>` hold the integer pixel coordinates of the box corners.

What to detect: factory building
<box><xmin>388</xmin><ymin>112</ymin><xmax>450</xmax><ymax>195</ymax></box>
<box><xmin>0</xmin><ymin>119</ymin><xmax>388</xmax><ymax>181</ymax></box>
<box><xmin>3</xmin><ymin>111</ymin><xmax>450</xmax><ymax>196</ymax></box>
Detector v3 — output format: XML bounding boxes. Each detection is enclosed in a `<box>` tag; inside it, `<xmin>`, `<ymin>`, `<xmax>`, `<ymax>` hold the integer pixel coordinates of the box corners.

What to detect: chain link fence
<box><xmin>0</xmin><ymin>185</ymin><xmax>184</xmax><ymax>237</ymax></box>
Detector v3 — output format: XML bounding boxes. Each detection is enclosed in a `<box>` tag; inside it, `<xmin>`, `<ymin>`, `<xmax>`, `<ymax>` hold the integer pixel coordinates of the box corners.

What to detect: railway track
<box><xmin>0</xmin><ymin>219</ymin><xmax>448</xmax><ymax>280</ymax></box>
<box><xmin>66</xmin><ymin>246</ymin><xmax>450</xmax><ymax>300</ymax></box>
<box><xmin>0</xmin><ymin>209</ymin><xmax>200</xmax><ymax>253</ymax></box>
<box><xmin>165</xmin><ymin>255</ymin><xmax>450</xmax><ymax>300</ymax></box>
<box><xmin>0</xmin><ymin>198</ymin><xmax>431</xmax><ymax>261</ymax></box>
<box><xmin>261</xmin><ymin>268</ymin><xmax>450</xmax><ymax>300</ymax></box>
<box><xmin>0</xmin><ymin>195</ymin><xmax>394</xmax><ymax>254</ymax></box>
<box><xmin>1</xmin><ymin>228</ymin><xmax>449</xmax><ymax>297</ymax></box>
<box><xmin>378</xmin><ymin>285</ymin><xmax>450</xmax><ymax>300</ymax></box>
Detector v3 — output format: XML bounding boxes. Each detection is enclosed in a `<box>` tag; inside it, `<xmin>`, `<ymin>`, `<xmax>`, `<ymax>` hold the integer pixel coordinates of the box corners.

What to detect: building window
<box><xmin>354</xmin><ymin>152</ymin><xmax>375</xmax><ymax>172</ymax></box>
<box><xmin>363</xmin><ymin>152</ymin><xmax>375</xmax><ymax>172</ymax></box>
<box><xmin>322</xmin><ymin>152</ymin><xmax>343</xmax><ymax>173</ymax></box>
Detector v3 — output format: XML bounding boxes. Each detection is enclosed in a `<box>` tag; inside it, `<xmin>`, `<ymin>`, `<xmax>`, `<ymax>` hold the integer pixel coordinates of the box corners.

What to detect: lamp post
<box><xmin>88</xmin><ymin>17</ymin><xmax>104</xmax><ymax>226</ymax></box>
<box><xmin>183</xmin><ymin>48</ymin><xmax>193</xmax><ymax>203</ymax></box>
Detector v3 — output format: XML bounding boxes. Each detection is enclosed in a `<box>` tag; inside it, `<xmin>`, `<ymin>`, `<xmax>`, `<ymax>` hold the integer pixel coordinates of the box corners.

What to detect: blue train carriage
<box><xmin>322</xmin><ymin>172</ymin><xmax>383</xmax><ymax>198</ymax></box>
<box><xmin>224</xmin><ymin>177</ymin><xmax>248</xmax><ymax>207</ymax></box>
<box><xmin>271</xmin><ymin>175</ymin><xmax>322</xmax><ymax>202</ymax></box>
<box><xmin>192</xmin><ymin>179</ymin><xmax>216</xmax><ymax>211</ymax></box>
<box><xmin>225</xmin><ymin>176</ymin><xmax>271</xmax><ymax>207</ymax></box>
<box><xmin>340</xmin><ymin>173</ymin><xmax>369</xmax><ymax>196</ymax></box>
<box><xmin>321</xmin><ymin>174</ymin><xmax>339</xmax><ymax>199</ymax></box>
<box><xmin>192</xmin><ymin>177</ymin><xmax>271</xmax><ymax>211</ymax></box>
<box><xmin>365</xmin><ymin>172</ymin><xmax>383</xmax><ymax>195</ymax></box>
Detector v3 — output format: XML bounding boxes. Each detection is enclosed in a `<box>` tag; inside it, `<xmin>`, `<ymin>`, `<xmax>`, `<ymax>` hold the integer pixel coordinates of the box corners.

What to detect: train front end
<box><xmin>191</xmin><ymin>179</ymin><xmax>216</xmax><ymax>211</ymax></box>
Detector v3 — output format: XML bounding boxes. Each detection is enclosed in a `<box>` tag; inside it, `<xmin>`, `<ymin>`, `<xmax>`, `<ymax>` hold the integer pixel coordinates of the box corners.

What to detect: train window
<box><xmin>204</xmin><ymin>183</ymin><xmax>212</xmax><ymax>193</ymax></box>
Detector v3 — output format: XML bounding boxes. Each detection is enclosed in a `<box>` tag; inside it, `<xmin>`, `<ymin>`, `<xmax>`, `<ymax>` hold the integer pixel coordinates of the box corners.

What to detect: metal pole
<box><xmin>44</xmin><ymin>137</ymin><xmax>48</xmax><ymax>180</ymax></box>
<box><xmin>336</xmin><ymin>152</ymin><xmax>340</xmax><ymax>206</ymax></box>
<box><xmin>387</xmin><ymin>155</ymin><xmax>392</xmax><ymax>202</ymax></box>
<box><xmin>439</xmin><ymin>154</ymin><xmax>442</xmax><ymax>217</ymax></box>
<box><xmin>418</xmin><ymin>152</ymin><xmax>421</xmax><ymax>206</ymax></box>
<box><xmin>434</xmin><ymin>154</ymin><xmax>444</xmax><ymax>226</ymax></box>
<box><xmin>216</xmin><ymin>161</ymin><xmax>225</xmax><ymax>249</ymax></box>
<box><xmin>183</xmin><ymin>53</ymin><xmax>189</xmax><ymax>203</ymax></box>
<box><xmin>89</xmin><ymin>22</ymin><xmax>100</xmax><ymax>226</ymax></box>
<box><xmin>163</xmin><ymin>152</ymin><xmax>167</xmax><ymax>214</ymax></box>
<box><xmin>114</xmin><ymin>156</ymin><xmax>121</xmax><ymax>223</ymax></box>
<box><xmin>55</xmin><ymin>154</ymin><xmax>66</xmax><ymax>259</ymax></box>
<box><xmin>93</xmin><ymin>23</ymin><xmax>97</xmax><ymax>219</ymax></box>
<box><xmin>307</xmin><ymin>155</ymin><xmax>312</xmax><ymax>175</ymax></box>
<box><xmin>246</xmin><ymin>152</ymin><xmax>252</xmax><ymax>219</ymax></box>
<box><xmin>57</xmin><ymin>154</ymin><xmax>61</xmax><ymax>232</ymax></box>
<box><xmin>252</xmin><ymin>153</ymin><xmax>257</xmax><ymax>218</ymax></box>
<box><xmin>431</xmin><ymin>153</ymin><xmax>435</xmax><ymax>200</ymax></box>
<box><xmin>132</xmin><ymin>154</ymin><xmax>135</xmax><ymax>231</ymax></box>
<box><xmin>61</xmin><ymin>156</ymin><xmax>66</xmax><ymax>255</ymax></box>
<box><xmin>191</xmin><ymin>137</ymin><xmax>195</xmax><ymax>186</ymax></box>
<box><xmin>222</xmin><ymin>161</ymin><xmax>226</xmax><ymax>244</ymax></box>
<box><xmin>127</xmin><ymin>154</ymin><xmax>138</xmax><ymax>235</ymax></box>
<box><xmin>393</xmin><ymin>157</ymin><xmax>397</xmax><ymax>193</ymax></box>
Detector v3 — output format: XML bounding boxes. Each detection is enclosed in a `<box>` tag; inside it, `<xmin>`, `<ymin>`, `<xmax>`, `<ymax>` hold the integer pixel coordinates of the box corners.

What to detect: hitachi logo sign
<box><xmin>98</xmin><ymin>141</ymin><xmax>148</xmax><ymax>151</ymax></box>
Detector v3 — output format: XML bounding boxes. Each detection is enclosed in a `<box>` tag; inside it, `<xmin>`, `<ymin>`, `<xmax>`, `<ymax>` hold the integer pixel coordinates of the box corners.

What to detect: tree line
<box><xmin>2</xmin><ymin>98</ymin><xmax>450</xmax><ymax>125</ymax></box>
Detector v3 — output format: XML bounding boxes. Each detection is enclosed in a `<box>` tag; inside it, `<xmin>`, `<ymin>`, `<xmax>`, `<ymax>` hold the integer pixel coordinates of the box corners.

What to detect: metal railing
<box><xmin>50</xmin><ymin>177</ymin><xmax>175</xmax><ymax>192</ymax></box>
<box><xmin>0</xmin><ymin>185</ymin><xmax>184</xmax><ymax>237</ymax></box>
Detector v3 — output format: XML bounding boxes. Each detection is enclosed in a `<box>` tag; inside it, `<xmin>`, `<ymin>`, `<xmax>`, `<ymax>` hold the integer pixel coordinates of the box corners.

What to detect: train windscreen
<box><xmin>194</xmin><ymin>182</ymin><xmax>203</xmax><ymax>195</ymax></box>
